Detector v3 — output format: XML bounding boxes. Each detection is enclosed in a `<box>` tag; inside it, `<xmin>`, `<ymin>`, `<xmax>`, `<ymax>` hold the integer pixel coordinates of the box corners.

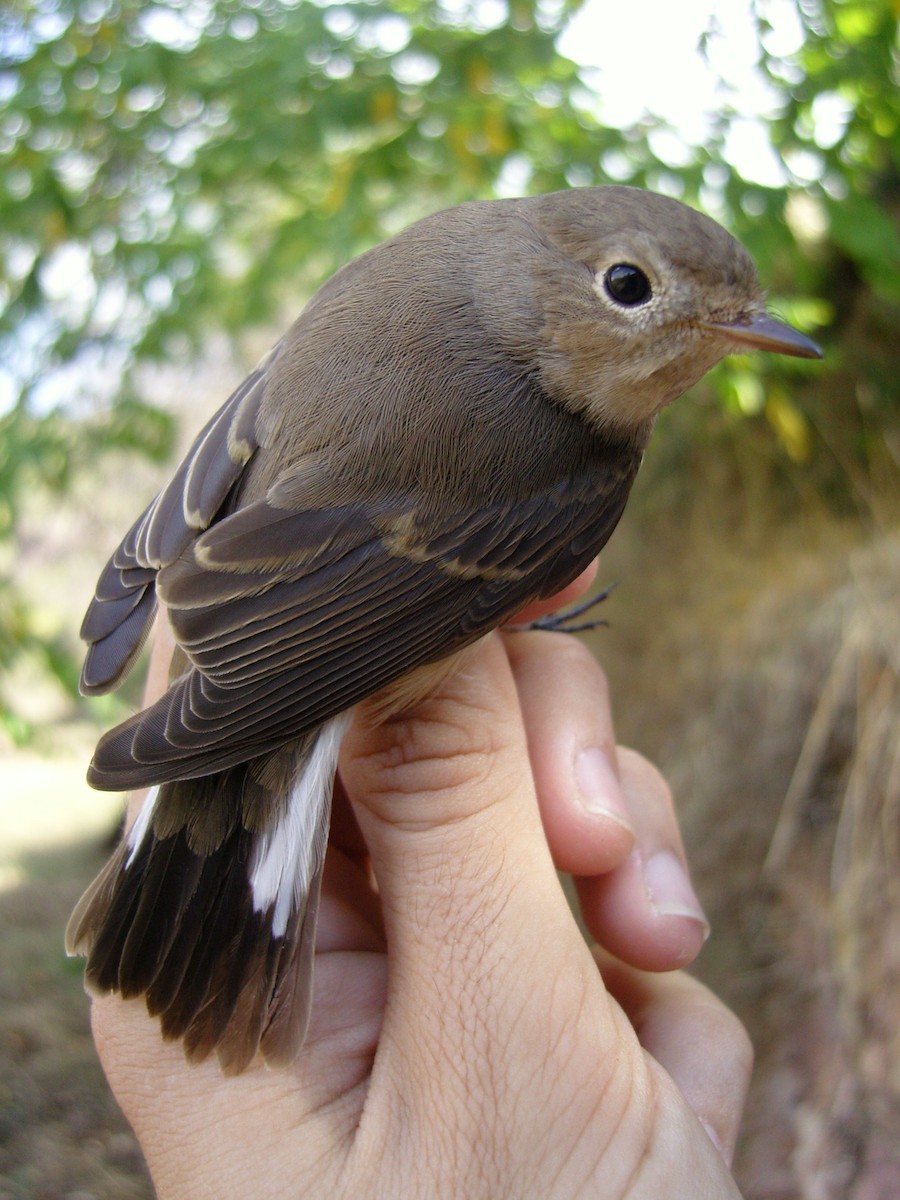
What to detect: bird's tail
<box><xmin>66</xmin><ymin>716</ymin><xmax>348</xmax><ymax>1074</ymax></box>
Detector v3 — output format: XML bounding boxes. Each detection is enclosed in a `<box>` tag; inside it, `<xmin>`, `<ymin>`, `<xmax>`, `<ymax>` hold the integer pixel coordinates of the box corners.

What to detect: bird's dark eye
<box><xmin>604</xmin><ymin>263</ymin><xmax>652</xmax><ymax>306</ymax></box>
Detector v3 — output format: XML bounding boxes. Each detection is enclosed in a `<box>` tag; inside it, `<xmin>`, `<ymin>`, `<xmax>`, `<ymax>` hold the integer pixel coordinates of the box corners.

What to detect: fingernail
<box><xmin>642</xmin><ymin>850</ymin><xmax>710</xmax><ymax>936</ymax></box>
<box><xmin>574</xmin><ymin>747</ymin><xmax>633</xmax><ymax>831</ymax></box>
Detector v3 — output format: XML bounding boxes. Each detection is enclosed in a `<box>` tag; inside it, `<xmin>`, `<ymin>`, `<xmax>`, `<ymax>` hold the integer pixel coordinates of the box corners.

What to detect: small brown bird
<box><xmin>67</xmin><ymin>186</ymin><xmax>821</xmax><ymax>1073</ymax></box>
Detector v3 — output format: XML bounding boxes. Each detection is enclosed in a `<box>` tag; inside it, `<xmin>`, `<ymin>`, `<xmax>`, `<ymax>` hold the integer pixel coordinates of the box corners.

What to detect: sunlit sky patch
<box><xmin>558</xmin><ymin>0</ymin><xmax>805</xmax><ymax>188</ymax></box>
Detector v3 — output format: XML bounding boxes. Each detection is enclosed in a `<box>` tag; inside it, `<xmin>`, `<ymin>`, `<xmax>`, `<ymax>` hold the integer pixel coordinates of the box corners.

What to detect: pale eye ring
<box><xmin>604</xmin><ymin>263</ymin><xmax>652</xmax><ymax>306</ymax></box>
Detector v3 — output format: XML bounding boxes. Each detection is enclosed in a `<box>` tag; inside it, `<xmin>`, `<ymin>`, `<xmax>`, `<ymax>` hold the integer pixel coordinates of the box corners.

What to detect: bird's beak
<box><xmin>702</xmin><ymin>312</ymin><xmax>823</xmax><ymax>360</ymax></box>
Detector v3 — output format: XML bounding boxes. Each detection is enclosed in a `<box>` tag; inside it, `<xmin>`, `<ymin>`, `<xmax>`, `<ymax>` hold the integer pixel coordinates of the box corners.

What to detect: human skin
<box><xmin>89</xmin><ymin>568</ymin><xmax>751</xmax><ymax>1199</ymax></box>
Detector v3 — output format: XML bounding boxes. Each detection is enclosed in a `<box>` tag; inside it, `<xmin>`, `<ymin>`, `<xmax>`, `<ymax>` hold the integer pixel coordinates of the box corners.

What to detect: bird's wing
<box><xmin>88</xmin><ymin>464</ymin><xmax>633</xmax><ymax>790</ymax></box>
<box><xmin>79</xmin><ymin>346</ymin><xmax>278</xmax><ymax>695</ymax></box>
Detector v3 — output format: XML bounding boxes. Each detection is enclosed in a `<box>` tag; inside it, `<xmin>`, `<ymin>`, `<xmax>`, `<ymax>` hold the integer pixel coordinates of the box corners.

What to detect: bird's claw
<box><xmin>505</xmin><ymin>583</ymin><xmax>617</xmax><ymax>634</ymax></box>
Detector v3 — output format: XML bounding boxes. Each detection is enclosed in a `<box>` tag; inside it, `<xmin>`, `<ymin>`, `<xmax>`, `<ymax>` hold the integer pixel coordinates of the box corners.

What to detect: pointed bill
<box><xmin>703</xmin><ymin>312</ymin><xmax>823</xmax><ymax>360</ymax></box>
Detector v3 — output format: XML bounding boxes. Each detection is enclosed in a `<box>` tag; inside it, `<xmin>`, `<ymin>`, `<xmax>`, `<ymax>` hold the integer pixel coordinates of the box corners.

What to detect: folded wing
<box><xmin>88</xmin><ymin>463</ymin><xmax>634</xmax><ymax>790</ymax></box>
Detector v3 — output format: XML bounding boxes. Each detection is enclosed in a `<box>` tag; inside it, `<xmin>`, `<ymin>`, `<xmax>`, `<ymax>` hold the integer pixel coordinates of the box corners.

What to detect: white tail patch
<box><xmin>249</xmin><ymin>714</ymin><xmax>350</xmax><ymax>938</ymax></box>
<box><xmin>125</xmin><ymin>785</ymin><xmax>160</xmax><ymax>868</ymax></box>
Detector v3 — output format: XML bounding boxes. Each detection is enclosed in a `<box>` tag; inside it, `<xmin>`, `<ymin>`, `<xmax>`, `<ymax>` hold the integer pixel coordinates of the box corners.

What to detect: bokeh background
<box><xmin>1</xmin><ymin>0</ymin><xmax>898</xmax><ymax>1195</ymax></box>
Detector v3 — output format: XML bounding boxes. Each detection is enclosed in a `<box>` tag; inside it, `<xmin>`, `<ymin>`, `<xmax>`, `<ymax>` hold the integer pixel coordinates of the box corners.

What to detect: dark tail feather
<box><xmin>117</xmin><ymin>832</ymin><xmax>204</xmax><ymax>994</ymax></box>
<box><xmin>260</xmin><ymin>865</ymin><xmax>322</xmax><ymax>1066</ymax></box>
<box><xmin>66</xmin><ymin>775</ymin><xmax>322</xmax><ymax>1074</ymax></box>
<box><xmin>206</xmin><ymin>917</ymin><xmax>286</xmax><ymax>1073</ymax></box>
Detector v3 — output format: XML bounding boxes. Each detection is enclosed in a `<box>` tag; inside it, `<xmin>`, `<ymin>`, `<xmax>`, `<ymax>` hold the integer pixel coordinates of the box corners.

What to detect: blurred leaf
<box><xmin>767</xmin><ymin>386</ymin><xmax>812</xmax><ymax>463</ymax></box>
<box><xmin>95</xmin><ymin>397</ymin><xmax>175</xmax><ymax>461</ymax></box>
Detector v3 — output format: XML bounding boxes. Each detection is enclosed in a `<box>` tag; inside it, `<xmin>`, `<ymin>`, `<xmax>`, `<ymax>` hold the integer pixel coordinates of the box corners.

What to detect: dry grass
<box><xmin>595</xmin><ymin>513</ymin><xmax>900</xmax><ymax>1199</ymax></box>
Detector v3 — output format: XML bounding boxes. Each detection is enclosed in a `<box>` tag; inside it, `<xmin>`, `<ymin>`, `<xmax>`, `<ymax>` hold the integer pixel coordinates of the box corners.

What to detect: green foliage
<box><xmin>1</xmin><ymin>0</ymin><xmax>597</xmax><ymax>375</ymax></box>
<box><xmin>721</xmin><ymin>0</ymin><xmax>900</xmax><ymax>513</ymax></box>
<box><xmin>0</xmin><ymin>0</ymin><xmax>897</xmax><ymax>731</ymax></box>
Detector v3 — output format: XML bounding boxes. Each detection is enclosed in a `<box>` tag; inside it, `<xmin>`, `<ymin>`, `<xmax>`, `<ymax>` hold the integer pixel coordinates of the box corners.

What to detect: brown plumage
<box><xmin>66</xmin><ymin>186</ymin><xmax>821</xmax><ymax>1073</ymax></box>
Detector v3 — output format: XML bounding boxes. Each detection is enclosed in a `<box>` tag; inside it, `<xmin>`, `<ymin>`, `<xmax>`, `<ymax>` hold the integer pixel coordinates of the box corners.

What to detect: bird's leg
<box><xmin>506</xmin><ymin>583</ymin><xmax>617</xmax><ymax>634</ymax></box>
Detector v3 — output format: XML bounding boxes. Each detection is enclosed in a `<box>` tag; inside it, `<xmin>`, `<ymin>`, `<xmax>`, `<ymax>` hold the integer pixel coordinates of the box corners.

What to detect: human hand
<box><xmin>90</xmin><ymin>587</ymin><xmax>750</xmax><ymax>1198</ymax></box>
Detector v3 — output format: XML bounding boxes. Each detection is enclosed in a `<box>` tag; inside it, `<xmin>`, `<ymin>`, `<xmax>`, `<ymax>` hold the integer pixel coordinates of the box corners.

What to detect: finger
<box><xmin>511</xmin><ymin>559</ymin><xmax>599</xmax><ymax>624</ymax></box>
<box><xmin>505</xmin><ymin>631</ymin><xmax>634</xmax><ymax>876</ymax></box>
<box><xmin>576</xmin><ymin>749</ymin><xmax>709</xmax><ymax>971</ymax></box>
<box><xmin>596</xmin><ymin>949</ymin><xmax>753</xmax><ymax>1166</ymax></box>
<box><xmin>338</xmin><ymin>632</ymin><xmax>603</xmax><ymax>1059</ymax></box>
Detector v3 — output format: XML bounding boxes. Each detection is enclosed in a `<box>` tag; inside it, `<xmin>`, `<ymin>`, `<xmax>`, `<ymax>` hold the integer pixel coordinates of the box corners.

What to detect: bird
<box><xmin>66</xmin><ymin>185</ymin><xmax>822</xmax><ymax>1074</ymax></box>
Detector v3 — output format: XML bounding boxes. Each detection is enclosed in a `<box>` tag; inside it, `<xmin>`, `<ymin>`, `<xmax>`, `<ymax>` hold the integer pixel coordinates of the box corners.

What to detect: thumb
<box><xmin>337</xmin><ymin>633</ymin><xmax>607</xmax><ymax>1082</ymax></box>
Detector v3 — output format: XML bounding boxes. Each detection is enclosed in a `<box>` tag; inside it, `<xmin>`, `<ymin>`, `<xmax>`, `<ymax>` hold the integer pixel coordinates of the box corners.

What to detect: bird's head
<box><xmin>476</xmin><ymin>186</ymin><xmax>821</xmax><ymax>440</ymax></box>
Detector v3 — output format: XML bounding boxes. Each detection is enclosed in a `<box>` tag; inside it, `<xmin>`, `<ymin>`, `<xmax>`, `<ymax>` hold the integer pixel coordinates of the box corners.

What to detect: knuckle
<box><xmin>552</xmin><ymin>631</ymin><xmax>608</xmax><ymax>689</ymax></box>
<box><xmin>376</xmin><ymin>717</ymin><xmax>494</xmax><ymax>802</ymax></box>
<box><xmin>722</xmin><ymin>1009</ymin><xmax>755</xmax><ymax>1077</ymax></box>
<box><xmin>697</xmin><ymin>1000</ymin><xmax>754</xmax><ymax>1079</ymax></box>
<box><xmin>347</xmin><ymin>689</ymin><xmax>520</xmax><ymax>817</ymax></box>
<box><xmin>617</xmin><ymin>746</ymin><xmax>674</xmax><ymax>809</ymax></box>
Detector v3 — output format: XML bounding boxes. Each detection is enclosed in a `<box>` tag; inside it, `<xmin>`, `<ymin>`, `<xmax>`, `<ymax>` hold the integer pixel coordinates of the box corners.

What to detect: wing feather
<box><xmin>88</xmin><ymin>465</ymin><xmax>634</xmax><ymax>791</ymax></box>
<box><xmin>79</xmin><ymin>351</ymin><xmax>275</xmax><ymax>694</ymax></box>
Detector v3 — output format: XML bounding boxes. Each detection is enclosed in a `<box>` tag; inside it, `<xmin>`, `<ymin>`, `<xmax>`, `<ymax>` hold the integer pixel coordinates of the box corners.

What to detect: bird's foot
<box><xmin>506</xmin><ymin>583</ymin><xmax>617</xmax><ymax>634</ymax></box>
